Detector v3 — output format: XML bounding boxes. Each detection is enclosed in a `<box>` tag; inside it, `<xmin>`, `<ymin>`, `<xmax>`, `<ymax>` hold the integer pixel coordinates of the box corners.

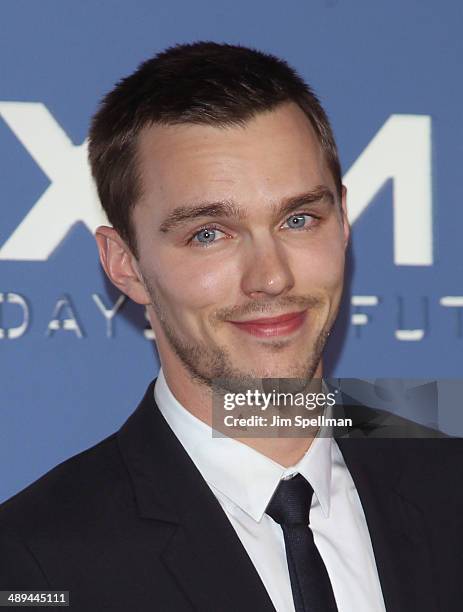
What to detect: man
<box><xmin>0</xmin><ymin>41</ymin><xmax>462</xmax><ymax>612</ymax></box>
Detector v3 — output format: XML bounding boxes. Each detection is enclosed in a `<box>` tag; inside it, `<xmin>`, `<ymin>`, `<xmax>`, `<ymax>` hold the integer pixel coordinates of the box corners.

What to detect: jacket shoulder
<box><xmin>0</xmin><ymin>432</ymin><xmax>130</xmax><ymax>538</ymax></box>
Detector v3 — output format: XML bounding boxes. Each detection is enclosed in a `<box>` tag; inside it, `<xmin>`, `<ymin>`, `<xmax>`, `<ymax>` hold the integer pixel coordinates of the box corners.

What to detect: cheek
<box><xmin>293</xmin><ymin>239</ymin><xmax>345</xmax><ymax>293</ymax></box>
<box><xmin>150</xmin><ymin>248</ymin><xmax>238</xmax><ymax>313</ymax></box>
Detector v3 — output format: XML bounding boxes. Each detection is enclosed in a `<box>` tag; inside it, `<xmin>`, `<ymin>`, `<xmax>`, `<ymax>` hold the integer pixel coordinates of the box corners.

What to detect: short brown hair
<box><xmin>88</xmin><ymin>41</ymin><xmax>342</xmax><ymax>258</ymax></box>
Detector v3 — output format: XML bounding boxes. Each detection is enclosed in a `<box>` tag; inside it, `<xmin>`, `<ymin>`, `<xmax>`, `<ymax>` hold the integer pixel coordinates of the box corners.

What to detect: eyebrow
<box><xmin>158</xmin><ymin>185</ymin><xmax>335</xmax><ymax>234</ymax></box>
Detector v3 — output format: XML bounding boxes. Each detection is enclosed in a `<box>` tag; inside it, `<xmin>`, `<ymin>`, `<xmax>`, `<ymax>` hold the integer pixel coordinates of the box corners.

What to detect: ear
<box><xmin>95</xmin><ymin>226</ymin><xmax>150</xmax><ymax>305</ymax></box>
<box><xmin>340</xmin><ymin>185</ymin><xmax>350</xmax><ymax>248</ymax></box>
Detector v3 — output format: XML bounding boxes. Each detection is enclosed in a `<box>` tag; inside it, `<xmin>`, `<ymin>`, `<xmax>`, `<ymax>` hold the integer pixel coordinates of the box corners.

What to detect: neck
<box><xmin>236</xmin><ymin>435</ymin><xmax>316</xmax><ymax>467</ymax></box>
<box><xmin>160</xmin><ymin>355</ymin><xmax>324</xmax><ymax>468</ymax></box>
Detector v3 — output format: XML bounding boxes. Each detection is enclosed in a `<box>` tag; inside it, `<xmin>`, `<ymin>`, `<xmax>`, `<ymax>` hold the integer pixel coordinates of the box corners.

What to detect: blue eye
<box><xmin>191</xmin><ymin>227</ymin><xmax>225</xmax><ymax>245</ymax></box>
<box><xmin>285</xmin><ymin>214</ymin><xmax>311</xmax><ymax>229</ymax></box>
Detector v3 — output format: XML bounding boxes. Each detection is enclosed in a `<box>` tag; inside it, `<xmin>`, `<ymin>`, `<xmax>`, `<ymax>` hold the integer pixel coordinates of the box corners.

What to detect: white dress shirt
<box><xmin>154</xmin><ymin>368</ymin><xmax>386</xmax><ymax>612</ymax></box>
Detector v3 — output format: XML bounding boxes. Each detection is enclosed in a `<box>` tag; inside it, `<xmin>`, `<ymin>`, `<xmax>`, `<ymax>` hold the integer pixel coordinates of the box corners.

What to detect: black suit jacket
<box><xmin>1</xmin><ymin>379</ymin><xmax>463</xmax><ymax>611</ymax></box>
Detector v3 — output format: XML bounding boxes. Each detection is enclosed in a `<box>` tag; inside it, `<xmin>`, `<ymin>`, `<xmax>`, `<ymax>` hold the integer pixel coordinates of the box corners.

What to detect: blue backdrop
<box><xmin>1</xmin><ymin>0</ymin><xmax>462</xmax><ymax>502</ymax></box>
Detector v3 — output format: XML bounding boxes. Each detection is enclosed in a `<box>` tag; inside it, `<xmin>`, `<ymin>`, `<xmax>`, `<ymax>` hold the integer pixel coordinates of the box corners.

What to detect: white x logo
<box><xmin>0</xmin><ymin>102</ymin><xmax>107</xmax><ymax>260</ymax></box>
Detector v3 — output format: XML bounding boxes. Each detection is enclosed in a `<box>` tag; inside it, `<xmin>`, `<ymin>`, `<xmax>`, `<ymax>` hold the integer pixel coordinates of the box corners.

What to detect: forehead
<box><xmin>136</xmin><ymin>102</ymin><xmax>333</xmax><ymax>212</ymax></box>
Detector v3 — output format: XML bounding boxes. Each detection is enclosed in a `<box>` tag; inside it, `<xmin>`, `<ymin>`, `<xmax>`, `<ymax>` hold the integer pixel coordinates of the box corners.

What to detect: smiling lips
<box><xmin>228</xmin><ymin>310</ymin><xmax>307</xmax><ymax>338</ymax></box>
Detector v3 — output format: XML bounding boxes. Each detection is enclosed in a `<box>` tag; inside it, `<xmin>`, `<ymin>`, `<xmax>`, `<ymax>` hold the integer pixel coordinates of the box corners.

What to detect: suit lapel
<box><xmin>117</xmin><ymin>380</ymin><xmax>276</xmax><ymax>612</ymax></box>
<box><xmin>336</xmin><ymin>409</ymin><xmax>439</xmax><ymax>612</ymax></box>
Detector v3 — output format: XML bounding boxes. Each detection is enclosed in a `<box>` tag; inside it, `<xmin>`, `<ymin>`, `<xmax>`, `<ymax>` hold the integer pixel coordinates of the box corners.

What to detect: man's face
<box><xmin>131</xmin><ymin>102</ymin><xmax>349</xmax><ymax>386</ymax></box>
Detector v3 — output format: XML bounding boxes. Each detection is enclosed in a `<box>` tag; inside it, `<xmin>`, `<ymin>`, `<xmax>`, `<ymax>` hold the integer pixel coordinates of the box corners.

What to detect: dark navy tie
<box><xmin>266</xmin><ymin>474</ymin><xmax>338</xmax><ymax>612</ymax></box>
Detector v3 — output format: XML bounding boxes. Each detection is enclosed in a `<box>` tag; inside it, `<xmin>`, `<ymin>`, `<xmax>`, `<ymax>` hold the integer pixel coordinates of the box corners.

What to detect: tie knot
<box><xmin>266</xmin><ymin>473</ymin><xmax>314</xmax><ymax>526</ymax></box>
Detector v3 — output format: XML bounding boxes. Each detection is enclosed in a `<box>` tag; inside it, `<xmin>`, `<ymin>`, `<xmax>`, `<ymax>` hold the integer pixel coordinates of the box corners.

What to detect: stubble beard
<box><xmin>144</xmin><ymin>281</ymin><xmax>334</xmax><ymax>394</ymax></box>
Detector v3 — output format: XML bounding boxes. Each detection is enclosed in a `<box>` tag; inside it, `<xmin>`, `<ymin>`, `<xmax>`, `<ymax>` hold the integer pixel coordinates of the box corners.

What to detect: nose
<box><xmin>240</xmin><ymin>235</ymin><xmax>295</xmax><ymax>299</ymax></box>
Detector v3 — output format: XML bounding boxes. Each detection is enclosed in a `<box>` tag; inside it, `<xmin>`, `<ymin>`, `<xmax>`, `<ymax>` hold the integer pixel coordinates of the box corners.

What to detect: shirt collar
<box><xmin>154</xmin><ymin>368</ymin><xmax>332</xmax><ymax>522</ymax></box>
